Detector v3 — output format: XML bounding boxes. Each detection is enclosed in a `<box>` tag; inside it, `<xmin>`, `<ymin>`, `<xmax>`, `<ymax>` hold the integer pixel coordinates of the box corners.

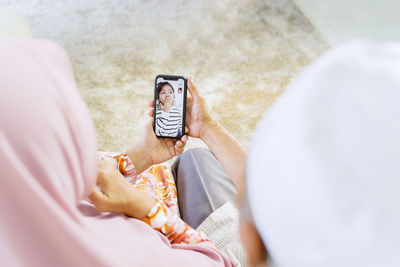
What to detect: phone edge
<box><xmin>153</xmin><ymin>74</ymin><xmax>187</xmax><ymax>140</ymax></box>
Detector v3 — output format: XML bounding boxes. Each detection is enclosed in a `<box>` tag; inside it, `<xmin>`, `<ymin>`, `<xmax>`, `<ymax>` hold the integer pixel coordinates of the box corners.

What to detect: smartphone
<box><xmin>153</xmin><ymin>74</ymin><xmax>187</xmax><ymax>139</ymax></box>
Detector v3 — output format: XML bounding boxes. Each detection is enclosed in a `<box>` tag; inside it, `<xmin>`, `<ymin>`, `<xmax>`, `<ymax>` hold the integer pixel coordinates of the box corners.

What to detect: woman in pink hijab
<box><xmin>0</xmin><ymin>39</ymin><xmax>235</xmax><ymax>266</ymax></box>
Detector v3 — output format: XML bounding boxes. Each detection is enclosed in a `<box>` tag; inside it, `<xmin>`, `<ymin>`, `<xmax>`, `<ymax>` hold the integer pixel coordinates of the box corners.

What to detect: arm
<box><xmin>143</xmin><ymin>199</ymin><xmax>216</xmax><ymax>246</ymax></box>
<box><xmin>201</xmin><ymin>120</ymin><xmax>246</xmax><ymax>204</ymax></box>
<box><xmin>185</xmin><ymin>76</ymin><xmax>266</xmax><ymax>266</ymax></box>
<box><xmin>90</xmin><ymin>118</ymin><xmax>188</xmax><ymax>217</ymax></box>
<box><xmin>185</xmin><ymin>76</ymin><xmax>247</xmax><ymax>204</ymax></box>
<box><xmin>88</xmin><ymin>161</ymin><xmax>234</xmax><ymax>266</ymax></box>
<box><xmin>95</xmin><ymin>152</ymin><xmax>217</xmax><ymax>246</ymax></box>
<box><xmin>94</xmin><ymin>152</ymin><xmax>217</xmax><ymax>246</ymax></box>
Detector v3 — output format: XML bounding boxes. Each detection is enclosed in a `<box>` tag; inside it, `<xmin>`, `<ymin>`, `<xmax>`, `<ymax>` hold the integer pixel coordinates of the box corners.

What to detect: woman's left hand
<box><xmin>126</xmin><ymin>119</ymin><xmax>188</xmax><ymax>174</ymax></box>
<box><xmin>89</xmin><ymin>160</ymin><xmax>156</xmax><ymax>219</ymax></box>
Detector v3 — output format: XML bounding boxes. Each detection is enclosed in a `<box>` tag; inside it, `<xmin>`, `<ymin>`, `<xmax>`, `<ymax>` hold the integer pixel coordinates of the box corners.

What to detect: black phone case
<box><xmin>153</xmin><ymin>74</ymin><xmax>187</xmax><ymax>139</ymax></box>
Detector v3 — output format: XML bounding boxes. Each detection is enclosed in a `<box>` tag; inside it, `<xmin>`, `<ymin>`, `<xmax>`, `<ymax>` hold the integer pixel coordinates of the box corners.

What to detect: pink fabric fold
<box><xmin>0</xmin><ymin>39</ymin><xmax>233</xmax><ymax>267</ymax></box>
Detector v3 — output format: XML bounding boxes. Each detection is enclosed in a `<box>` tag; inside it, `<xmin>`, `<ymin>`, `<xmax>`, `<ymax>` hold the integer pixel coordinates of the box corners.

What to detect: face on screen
<box><xmin>155</xmin><ymin>77</ymin><xmax>185</xmax><ymax>138</ymax></box>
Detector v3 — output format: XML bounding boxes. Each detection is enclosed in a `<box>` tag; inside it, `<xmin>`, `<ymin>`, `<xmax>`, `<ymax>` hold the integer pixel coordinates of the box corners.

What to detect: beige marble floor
<box><xmin>1</xmin><ymin>0</ymin><xmax>328</xmax><ymax>152</ymax></box>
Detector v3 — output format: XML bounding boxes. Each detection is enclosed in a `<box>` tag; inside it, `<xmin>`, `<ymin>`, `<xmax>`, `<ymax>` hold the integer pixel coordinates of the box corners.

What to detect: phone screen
<box><xmin>154</xmin><ymin>75</ymin><xmax>186</xmax><ymax>139</ymax></box>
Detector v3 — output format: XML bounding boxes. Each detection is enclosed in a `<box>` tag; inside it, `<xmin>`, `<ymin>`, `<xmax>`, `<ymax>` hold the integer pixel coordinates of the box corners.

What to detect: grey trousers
<box><xmin>171</xmin><ymin>148</ymin><xmax>237</xmax><ymax>229</ymax></box>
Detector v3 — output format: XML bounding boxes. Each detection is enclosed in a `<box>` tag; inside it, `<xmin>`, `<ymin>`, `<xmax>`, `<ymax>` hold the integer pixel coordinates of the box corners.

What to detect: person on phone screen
<box><xmin>155</xmin><ymin>82</ymin><xmax>182</xmax><ymax>137</ymax></box>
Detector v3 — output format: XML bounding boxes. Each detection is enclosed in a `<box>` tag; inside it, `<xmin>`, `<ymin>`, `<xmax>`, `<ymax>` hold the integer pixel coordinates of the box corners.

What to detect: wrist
<box><xmin>200</xmin><ymin>119</ymin><xmax>218</xmax><ymax>142</ymax></box>
<box><xmin>126</xmin><ymin>144</ymin><xmax>152</xmax><ymax>174</ymax></box>
<box><xmin>124</xmin><ymin>189</ymin><xmax>156</xmax><ymax>219</ymax></box>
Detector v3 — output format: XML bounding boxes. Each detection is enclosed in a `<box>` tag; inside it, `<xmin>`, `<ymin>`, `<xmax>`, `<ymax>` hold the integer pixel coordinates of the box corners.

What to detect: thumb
<box><xmin>187</xmin><ymin>76</ymin><xmax>199</xmax><ymax>100</ymax></box>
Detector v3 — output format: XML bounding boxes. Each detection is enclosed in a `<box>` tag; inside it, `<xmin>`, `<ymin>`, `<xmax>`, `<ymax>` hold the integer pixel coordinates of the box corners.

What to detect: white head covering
<box><xmin>247</xmin><ymin>40</ymin><xmax>400</xmax><ymax>267</ymax></box>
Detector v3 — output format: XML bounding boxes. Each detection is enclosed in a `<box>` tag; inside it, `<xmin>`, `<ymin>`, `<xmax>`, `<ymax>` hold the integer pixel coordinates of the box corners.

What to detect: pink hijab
<box><xmin>0</xmin><ymin>39</ymin><xmax>232</xmax><ymax>267</ymax></box>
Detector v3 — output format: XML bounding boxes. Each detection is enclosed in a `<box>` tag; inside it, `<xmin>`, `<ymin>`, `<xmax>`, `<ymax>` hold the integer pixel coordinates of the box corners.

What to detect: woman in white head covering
<box><xmin>247</xmin><ymin>40</ymin><xmax>400</xmax><ymax>266</ymax></box>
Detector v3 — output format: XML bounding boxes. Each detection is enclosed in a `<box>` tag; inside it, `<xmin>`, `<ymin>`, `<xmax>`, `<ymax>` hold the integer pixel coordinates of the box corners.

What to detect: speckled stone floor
<box><xmin>2</xmin><ymin>0</ymin><xmax>328</xmax><ymax>152</ymax></box>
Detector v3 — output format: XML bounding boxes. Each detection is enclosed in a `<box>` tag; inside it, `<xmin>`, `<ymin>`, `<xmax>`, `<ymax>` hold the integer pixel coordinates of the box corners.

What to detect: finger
<box><xmin>175</xmin><ymin>144</ymin><xmax>184</xmax><ymax>155</ymax></box>
<box><xmin>148</xmin><ymin>109</ymin><xmax>153</xmax><ymax>117</ymax></box>
<box><xmin>186</xmin><ymin>97</ymin><xmax>193</xmax><ymax>108</ymax></box>
<box><xmin>175</xmin><ymin>140</ymin><xmax>183</xmax><ymax>148</ymax></box>
<box><xmin>96</xmin><ymin>161</ymin><xmax>112</xmax><ymax>187</ymax></box>
<box><xmin>148</xmin><ymin>100</ymin><xmax>154</xmax><ymax>107</ymax></box>
<box><xmin>165</xmin><ymin>139</ymin><xmax>177</xmax><ymax>156</ymax></box>
<box><xmin>180</xmin><ymin>135</ymin><xmax>188</xmax><ymax>144</ymax></box>
<box><xmin>88</xmin><ymin>188</ymin><xmax>108</xmax><ymax>212</ymax></box>
<box><xmin>88</xmin><ymin>188</ymin><xmax>104</xmax><ymax>203</ymax></box>
<box><xmin>185</xmin><ymin>126</ymin><xmax>189</xmax><ymax>134</ymax></box>
<box><xmin>95</xmin><ymin>174</ymin><xmax>112</xmax><ymax>194</ymax></box>
<box><xmin>187</xmin><ymin>76</ymin><xmax>199</xmax><ymax>100</ymax></box>
<box><xmin>175</xmin><ymin>139</ymin><xmax>186</xmax><ymax>154</ymax></box>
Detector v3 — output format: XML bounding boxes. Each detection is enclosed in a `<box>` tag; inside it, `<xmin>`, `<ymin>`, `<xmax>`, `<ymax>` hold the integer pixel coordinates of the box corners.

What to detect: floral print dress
<box><xmin>97</xmin><ymin>151</ymin><xmax>215</xmax><ymax>246</ymax></box>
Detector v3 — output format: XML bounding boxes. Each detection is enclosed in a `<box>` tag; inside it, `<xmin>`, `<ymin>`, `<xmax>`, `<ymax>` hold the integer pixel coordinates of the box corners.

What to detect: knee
<box><xmin>179</xmin><ymin>148</ymin><xmax>212</xmax><ymax>162</ymax></box>
<box><xmin>172</xmin><ymin>148</ymin><xmax>217</xmax><ymax>179</ymax></box>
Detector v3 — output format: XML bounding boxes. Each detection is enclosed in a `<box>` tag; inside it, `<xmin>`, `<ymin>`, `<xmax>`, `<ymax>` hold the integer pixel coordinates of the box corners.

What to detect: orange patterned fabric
<box><xmin>97</xmin><ymin>151</ymin><xmax>215</xmax><ymax>246</ymax></box>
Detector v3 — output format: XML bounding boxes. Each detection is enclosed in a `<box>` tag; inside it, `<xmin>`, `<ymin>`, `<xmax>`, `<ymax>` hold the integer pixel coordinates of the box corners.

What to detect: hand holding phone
<box><xmin>153</xmin><ymin>75</ymin><xmax>187</xmax><ymax>139</ymax></box>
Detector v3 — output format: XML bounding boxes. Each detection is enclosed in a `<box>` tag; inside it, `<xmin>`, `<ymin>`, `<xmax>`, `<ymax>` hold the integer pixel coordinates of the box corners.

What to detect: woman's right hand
<box><xmin>148</xmin><ymin>76</ymin><xmax>215</xmax><ymax>139</ymax></box>
<box><xmin>184</xmin><ymin>76</ymin><xmax>215</xmax><ymax>138</ymax></box>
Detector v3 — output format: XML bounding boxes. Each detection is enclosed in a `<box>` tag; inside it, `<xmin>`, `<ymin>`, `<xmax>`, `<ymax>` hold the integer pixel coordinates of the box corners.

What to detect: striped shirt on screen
<box><xmin>155</xmin><ymin>106</ymin><xmax>182</xmax><ymax>137</ymax></box>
